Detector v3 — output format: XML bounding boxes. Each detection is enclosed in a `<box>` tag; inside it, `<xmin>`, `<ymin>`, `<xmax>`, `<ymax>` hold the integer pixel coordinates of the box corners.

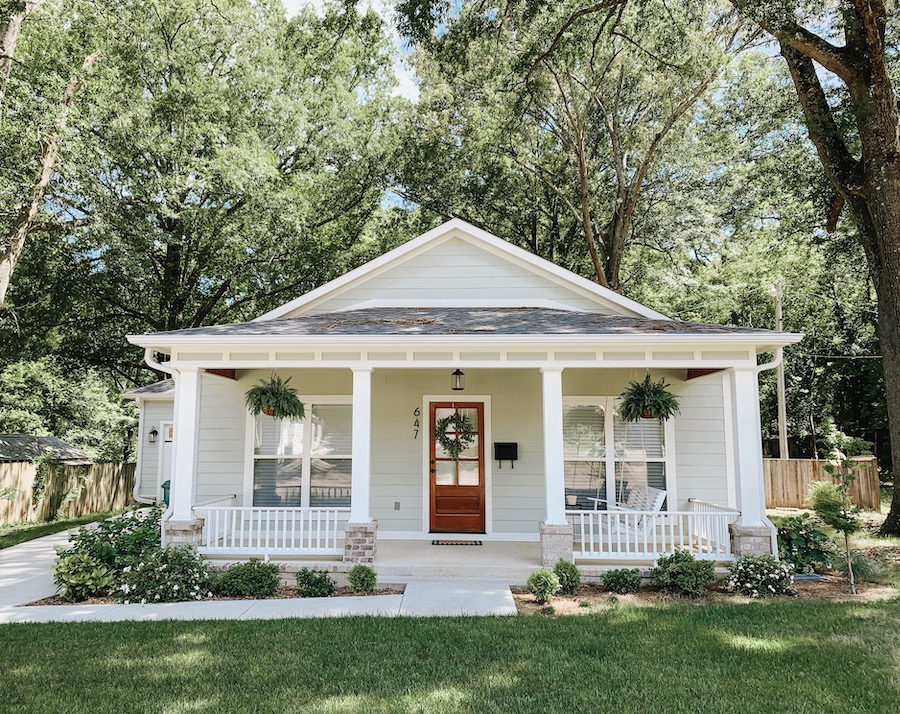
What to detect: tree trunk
<box><xmin>0</xmin><ymin>1</ymin><xmax>45</xmax><ymax>110</ymax></box>
<box><xmin>0</xmin><ymin>51</ymin><xmax>99</xmax><ymax>307</ymax></box>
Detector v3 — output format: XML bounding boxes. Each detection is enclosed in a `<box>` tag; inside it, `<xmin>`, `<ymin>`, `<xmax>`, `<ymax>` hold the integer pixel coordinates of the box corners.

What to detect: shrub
<box><xmin>117</xmin><ymin>545</ymin><xmax>211</xmax><ymax>603</ymax></box>
<box><xmin>726</xmin><ymin>555</ymin><xmax>794</xmax><ymax>597</ymax></box>
<box><xmin>213</xmin><ymin>559</ymin><xmax>281</xmax><ymax>598</ymax></box>
<box><xmin>553</xmin><ymin>559</ymin><xmax>582</xmax><ymax>595</ymax></box>
<box><xmin>650</xmin><ymin>550</ymin><xmax>715</xmax><ymax>598</ymax></box>
<box><xmin>52</xmin><ymin>552</ymin><xmax>115</xmax><ymax>602</ymax></box>
<box><xmin>347</xmin><ymin>564</ymin><xmax>377</xmax><ymax>594</ymax></box>
<box><xmin>835</xmin><ymin>551</ymin><xmax>880</xmax><ymax>583</ymax></box>
<box><xmin>526</xmin><ymin>569</ymin><xmax>560</xmax><ymax>604</ymax></box>
<box><xmin>776</xmin><ymin>514</ymin><xmax>837</xmax><ymax>574</ymax></box>
<box><xmin>602</xmin><ymin>568</ymin><xmax>642</xmax><ymax>594</ymax></box>
<box><xmin>64</xmin><ymin>507</ymin><xmax>163</xmax><ymax>572</ymax></box>
<box><xmin>295</xmin><ymin>568</ymin><xmax>335</xmax><ymax>597</ymax></box>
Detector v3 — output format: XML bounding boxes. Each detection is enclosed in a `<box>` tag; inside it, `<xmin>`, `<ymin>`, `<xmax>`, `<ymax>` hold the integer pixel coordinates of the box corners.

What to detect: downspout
<box><xmin>131</xmin><ymin>398</ymin><xmax>156</xmax><ymax>505</ymax></box>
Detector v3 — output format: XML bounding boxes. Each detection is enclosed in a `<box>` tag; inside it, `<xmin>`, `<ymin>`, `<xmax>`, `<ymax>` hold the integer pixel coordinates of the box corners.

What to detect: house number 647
<box><xmin>413</xmin><ymin>407</ymin><xmax>420</xmax><ymax>439</ymax></box>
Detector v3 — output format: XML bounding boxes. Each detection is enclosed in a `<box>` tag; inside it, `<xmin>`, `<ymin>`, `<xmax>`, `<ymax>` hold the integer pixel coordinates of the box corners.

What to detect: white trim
<box><xmin>124</xmin><ymin>391</ymin><xmax>174</xmax><ymax>401</ymax></box>
<box><xmin>251</xmin><ymin>219</ymin><xmax>670</xmax><ymax>321</ymax></box>
<box><xmin>420</xmin><ymin>394</ymin><xmax>493</xmax><ymax>535</ymax></box>
<box><xmin>541</xmin><ymin>368</ymin><xmax>567</xmax><ymax>524</ymax></box>
<box><xmin>325</xmin><ymin>298</ymin><xmax>591</xmax><ymax>312</ymax></box>
<box><xmin>156</xmin><ymin>420</ymin><xmax>173</xmax><ymax>504</ymax></box>
<box><xmin>170</xmin><ymin>368</ymin><xmax>200</xmax><ymax>521</ymax></box>
<box><xmin>350</xmin><ymin>368</ymin><xmax>373</xmax><ymax>523</ymax></box>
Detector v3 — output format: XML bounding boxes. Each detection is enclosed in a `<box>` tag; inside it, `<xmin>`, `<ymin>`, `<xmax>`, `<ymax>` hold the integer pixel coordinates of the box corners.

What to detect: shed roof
<box><xmin>124</xmin><ymin>379</ymin><xmax>175</xmax><ymax>399</ymax></box>
<box><xmin>0</xmin><ymin>435</ymin><xmax>92</xmax><ymax>464</ymax></box>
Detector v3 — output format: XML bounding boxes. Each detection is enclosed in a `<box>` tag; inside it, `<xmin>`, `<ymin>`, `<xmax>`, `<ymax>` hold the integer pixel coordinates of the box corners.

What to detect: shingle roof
<box><xmin>143</xmin><ymin>308</ymin><xmax>779</xmax><ymax>339</ymax></box>
<box><xmin>0</xmin><ymin>435</ymin><xmax>92</xmax><ymax>464</ymax></box>
<box><xmin>124</xmin><ymin>379</ymin><xmax>175</xmax><ymax>398</ymax></box>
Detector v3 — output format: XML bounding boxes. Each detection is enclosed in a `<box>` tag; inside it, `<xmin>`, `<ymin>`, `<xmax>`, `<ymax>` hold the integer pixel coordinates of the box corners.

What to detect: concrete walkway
<box><xmin>0</xmin><ymin>530</ymin><xmax>517</xmax><ymax>623</ymax></box>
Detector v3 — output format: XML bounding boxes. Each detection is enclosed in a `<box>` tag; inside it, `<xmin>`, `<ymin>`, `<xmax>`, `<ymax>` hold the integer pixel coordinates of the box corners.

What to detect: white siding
<box><xmin>300</xmin><ymin>237</ymin><xmax>610</xmax><ymax>315</ymax></box>
<box><xmin>137</xmin><ymin>400</ymin><xmax>173</xmax><ymax>500</ymax></box>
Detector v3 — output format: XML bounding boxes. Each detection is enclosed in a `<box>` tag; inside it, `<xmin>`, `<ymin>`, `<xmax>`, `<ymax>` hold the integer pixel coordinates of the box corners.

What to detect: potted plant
<box><xmin>244</xmin><ymin>374</ymin><xmax>306</xmax><ymax>421</ymax></box>
<box><xmin>618</xmin><ymin>374</ymin><xmax>680</xmax><ymax>422</ymax></box>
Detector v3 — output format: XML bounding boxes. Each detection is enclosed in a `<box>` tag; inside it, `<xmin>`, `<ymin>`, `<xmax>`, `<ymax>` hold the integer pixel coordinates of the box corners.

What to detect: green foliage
<box><xmin>63</xmin><ymin>507</ymin><xmax>163</xmax><ymax>572</ymax></box>
<box><xmin>52</xmin><ymin>552</ymin><xmax>115</xmax><ymax>602</ymax></box>
<box><xmin>807</xmin><ymin>481</ymin><xmax>861</xmax><ymax>536</ymax></box>
<box><xmin>347</xmin><ymin>564</ymin><xmax>377</xmax><ymax>595</ymax></box>
<box><xmin>117</xmin><ymin>546</ymin><xmax>211</xmax><ymax>604</ymax></box>
<box><xmin>618</xmin><ymin>375</ymin><xmax>681</xmax><ymax>422</ymax></box>
<box><xmin>244</xmin><ymin>375</ymin><xmax>305</xmax><ymax>421</ymax></box>
<box><xmin>0</xmin><ymin>359</ymin><xmax>137</xmax><ymax>462</ymax></box>
<box><xmin>295</xmin><ymin>568</ymin><xmax>336</xmax><ymax>598</ymax></box>
<box><xmin>834</xmin><ymin>551</ymin><xmax>880</xmax><ymax>584</ymax></box>
<box><xmin>650</xmin><ymin>551</ymin><xmax>715</xmax><ymax>598</ymax></box>
<box><xmin>526</xmin><ymin>569</ymin><xmax>560</xmax><ymax>604</ymax></box>
<box><xmin>776</xmin><ymin>514</ymin><xmax>837</xmax><ymax>573</ymax></box>
<box><xmin>433</xmin><ymin>412</ymin><xmax>476</xmax><ymax>460</ymax></box>
<box><xmin>552</xmin><ymin>559</ymin><xmax>582</xmax><ymax>596</ymax></box>
<box><xmin>726</xmin><ymin>555</ymin><xmax>794</xmax><ymax>598</ymax></box>
<box><xmin>212</xmin><ymin>559</ymin><xmax>281</xmax><ymax>599</ymax></box>
<box><xmin>601</xmin><ymin>568</ymin><xmax>642</xmax><ymax>595</ymax></box>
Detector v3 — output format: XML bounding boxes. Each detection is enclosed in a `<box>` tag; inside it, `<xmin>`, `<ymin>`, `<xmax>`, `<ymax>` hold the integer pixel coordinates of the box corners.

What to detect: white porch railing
<box><xmin>192</xmin><ymin>505</ymin><xmax>350</xmax><ymax>556</ymax></box>
<box><xmin>567</xmin><ymin>503</ymin><xmax>740</xmax><ymax>561</ymax></box>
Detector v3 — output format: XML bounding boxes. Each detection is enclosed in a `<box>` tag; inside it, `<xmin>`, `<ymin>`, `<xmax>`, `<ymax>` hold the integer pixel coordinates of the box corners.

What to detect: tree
<box><xmin>728</xmin><ymin>2</ymin><xmax>900</xmax><ymax>534</ymax></box>
<box><xmin>400</xmin><ymin>1</ymin><xmax>747</xmax><ymax>290</ymax></box>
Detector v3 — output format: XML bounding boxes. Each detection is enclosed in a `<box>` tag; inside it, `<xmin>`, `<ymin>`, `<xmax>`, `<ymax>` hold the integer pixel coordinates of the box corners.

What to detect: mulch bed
<box><xmin>512</xmin><ymin>577</ymin><xmax>898</xmax><ymax>615</ymax></box>
<box><xmin>26</xmin><ymin>584</ymin><xmax>404</xmax><ymax>607</ymax></box>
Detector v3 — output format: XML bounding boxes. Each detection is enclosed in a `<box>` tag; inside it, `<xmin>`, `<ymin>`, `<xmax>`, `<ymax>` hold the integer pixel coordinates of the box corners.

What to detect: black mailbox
<box><xmin>494</xmin><ymin>442</ymin><xmax>518</xmax><ymax>468</ymax></box>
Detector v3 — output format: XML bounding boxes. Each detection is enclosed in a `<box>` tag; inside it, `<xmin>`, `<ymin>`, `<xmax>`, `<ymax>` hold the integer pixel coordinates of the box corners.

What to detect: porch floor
<box><xmin>375</xmin><ymin>540</ymin><xmax>542</xmax><ymax>580</ymax></box>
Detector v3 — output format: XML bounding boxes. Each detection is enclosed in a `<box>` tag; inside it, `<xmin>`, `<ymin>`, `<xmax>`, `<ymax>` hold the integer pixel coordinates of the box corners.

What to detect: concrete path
<box><xmin>0</xmin><ymin>531</ymin><xmax>517</xmax><ymax>623</ymax></box>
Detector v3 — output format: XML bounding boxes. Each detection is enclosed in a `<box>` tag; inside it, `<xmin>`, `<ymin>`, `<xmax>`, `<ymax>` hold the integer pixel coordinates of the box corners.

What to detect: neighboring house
<box><xmin>0</xmin><ymin>434</ymin><xmax>92</xmax><ymax>465</ymax></box>
<box><xmin>126</xmin><ymin>219</ymin><xmax>801</xmax><ymax>567</ymax></box>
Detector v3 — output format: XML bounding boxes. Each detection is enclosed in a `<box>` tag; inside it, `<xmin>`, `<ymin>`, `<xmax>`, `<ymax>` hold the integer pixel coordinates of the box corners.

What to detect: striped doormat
<box><xmin>431</xmin><ymin>540</ymin><xmax>483</xmax><ymax>546</ymax></box>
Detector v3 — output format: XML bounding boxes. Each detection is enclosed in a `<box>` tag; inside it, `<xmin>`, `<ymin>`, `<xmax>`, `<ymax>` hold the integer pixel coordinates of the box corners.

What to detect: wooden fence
<box><xmin>764</xmin><ymin>457</ymin><xmax>881</xmax><ymax>511</ymax></box>
<box><xmin>0</xmin><ymin>462</ymin><xmax>136</xmax><ymax>526</ymax></box>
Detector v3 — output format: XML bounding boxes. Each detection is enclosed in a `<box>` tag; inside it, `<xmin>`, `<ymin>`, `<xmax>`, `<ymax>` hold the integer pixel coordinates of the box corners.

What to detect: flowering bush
<box><xmin>726</xmin><ymin>555</ymin><xmax>794</xmax><ymax>598</ymax></box>
<box><xmin>776</xmin><ymin>514</ymin><xmax>836</xmax><ymax>574</ymax></box>
<box><xmin>64</xmin><ymin>507</ymin><xmax>163</xmax><ymax>572</ymax></box>
<box><xmin>117</xmin><ymin>545</ymin><xmax>212</xmax><ymax>604</ymax></box>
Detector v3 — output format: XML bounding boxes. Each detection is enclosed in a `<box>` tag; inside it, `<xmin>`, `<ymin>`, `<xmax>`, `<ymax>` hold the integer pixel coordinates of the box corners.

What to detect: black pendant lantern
<box><xmin>451</xmin><ymin>369</ymin><xmax>465</xmax><ymax>391</ymax></box>
<box><xmin>148</xmin><ymin>427</ymin><xmax>159</xmax><ymax>444</ymax></box>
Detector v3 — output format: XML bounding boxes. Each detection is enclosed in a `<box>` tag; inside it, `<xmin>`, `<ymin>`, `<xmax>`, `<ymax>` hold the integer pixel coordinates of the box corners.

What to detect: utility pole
<box><xmin>771</xmin><ymin>281</ymin><xmax>789</xmax><ymax>458</ymax></box>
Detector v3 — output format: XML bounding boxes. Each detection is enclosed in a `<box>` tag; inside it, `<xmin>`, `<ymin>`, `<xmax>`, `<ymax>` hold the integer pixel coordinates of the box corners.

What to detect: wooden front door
<box><xmin>429</xmin><ymin>402</ymin><xmax>485</xmax><ymax>533</ymax></box>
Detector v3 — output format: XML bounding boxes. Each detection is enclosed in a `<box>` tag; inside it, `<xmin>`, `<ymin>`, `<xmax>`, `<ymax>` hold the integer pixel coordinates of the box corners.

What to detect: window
<box><xmin>252</xmin><ymin>402</ymin><xmax>352</xmax><ymax>508</ymax></box>
<box><xmin>563</xmin><ymin>397</ymin><xmax>669</xmax><ymax>510</ymax></box>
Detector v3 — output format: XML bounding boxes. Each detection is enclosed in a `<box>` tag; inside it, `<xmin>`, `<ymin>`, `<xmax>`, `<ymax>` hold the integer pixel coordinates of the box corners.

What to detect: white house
<box><xmin>126</xmin><ymin>219</ymin><xmax>801</xmax><ymax>569</ymax></box>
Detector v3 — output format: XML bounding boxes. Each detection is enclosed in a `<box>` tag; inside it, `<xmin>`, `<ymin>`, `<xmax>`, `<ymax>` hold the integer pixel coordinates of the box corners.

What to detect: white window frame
<box><xmin>243</xmin><ymin>396</ymin><xmax>352</xmax><ymax>507</ymax></box>
<box><xmin>563</xmin><ymin>396</ymin><xmax>677</xmax><ymax>510</ymax></box>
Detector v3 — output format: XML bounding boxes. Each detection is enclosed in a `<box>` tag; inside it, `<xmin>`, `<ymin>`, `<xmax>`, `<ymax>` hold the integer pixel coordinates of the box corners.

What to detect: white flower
<box><xmin>173</xmin><ymin>584</ymin><xmax>179</xmax><ymax>591</ymax></box>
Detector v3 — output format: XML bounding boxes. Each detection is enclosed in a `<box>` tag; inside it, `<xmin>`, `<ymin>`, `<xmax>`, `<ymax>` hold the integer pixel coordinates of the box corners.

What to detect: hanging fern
<box><xmin>618</xmin><ymin>375</ymin><xmax>680</xmax><ymax>422</ymax></box>
<box><xmin>244</xmin><ymin>374</ymin><xmax>306</xmax><ymax>421</ymax></box>
<box><xmin>434</xmin><ymin>412</ymin><xmax>476</xmax><ymax>460</ymax></box>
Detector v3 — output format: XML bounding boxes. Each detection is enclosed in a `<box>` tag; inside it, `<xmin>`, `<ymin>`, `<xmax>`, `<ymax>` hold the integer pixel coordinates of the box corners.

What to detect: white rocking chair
<box><xmin>591</xmin><ymin>485</ymin><xmax>667</xmax><ymax>538</ymax></box>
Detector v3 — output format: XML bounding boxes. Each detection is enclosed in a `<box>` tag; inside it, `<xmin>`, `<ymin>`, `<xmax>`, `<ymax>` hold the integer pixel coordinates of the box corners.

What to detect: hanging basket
<box><xmin>244</xmin><ymin>374</ymin><xmax>306</xmax><ymax>421</ymax></box>
<box><xmin>434</xmin><ymin>412</ymin><xmax>476</xmax><ymax>460</ymax></box>
<box><xmin>618</xmin><ymin>374</ymin><xmax>680</xmax><ymax>422</ymax></box>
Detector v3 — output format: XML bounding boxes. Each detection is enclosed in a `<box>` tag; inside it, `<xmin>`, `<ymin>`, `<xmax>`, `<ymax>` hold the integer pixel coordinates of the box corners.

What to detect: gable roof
<box><xmin>253</xmin><ymin>219</ymin><xmax>669</xmax><ymax>322</ymax></box>
<box><xmin>124</xmin><ymin>379</ymin><xmax>175</xmax><ymax>400</ymax></box>
<box><xmin>0</xmin><ymin>434</ymin><xmax>92</xmax><ymax>464</ymax></box>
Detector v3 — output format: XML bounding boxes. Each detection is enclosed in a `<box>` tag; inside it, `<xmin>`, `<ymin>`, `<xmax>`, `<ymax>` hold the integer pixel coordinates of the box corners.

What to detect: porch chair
<box><xmin>590</xmin><ymin>485</ymin><xmax>667</xmax><ymax>540</ymax></box>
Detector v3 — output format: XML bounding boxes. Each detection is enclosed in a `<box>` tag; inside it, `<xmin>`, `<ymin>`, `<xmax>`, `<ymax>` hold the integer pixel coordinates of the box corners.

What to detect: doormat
<box><xmin>431</xmin><ymin>540</ymin><xmax>483</xmax><ymax>546</ymax></box>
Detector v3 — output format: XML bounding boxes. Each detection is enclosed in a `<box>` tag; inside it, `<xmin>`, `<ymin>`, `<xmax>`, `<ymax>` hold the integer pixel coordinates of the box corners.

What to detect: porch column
<box><xmin>165</xmin><ymin>367</ymin><xmax>203</xmax><ymax>548</ymax></box>
<box><xmin>541</xmin><ymin>367</ymin><xmax>567</xmax><ymax>524</ymax></box>
<box><xmin>346</xmin><ymin>368</ymin><xmax>376</xmax><ymax>563</ymax></box>
<box><xmin>540</xmin><ymin>367</ymin><xmax>572</xmax><ymax>566</ymax></box>
<box><xmin>728</xmin><ymin>367</ymin><xmax>777</xmax><ymax>556</ymax></box>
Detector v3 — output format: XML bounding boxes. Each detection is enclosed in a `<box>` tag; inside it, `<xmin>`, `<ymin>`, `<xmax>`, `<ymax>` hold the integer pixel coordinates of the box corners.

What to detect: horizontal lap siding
<box><xmin>139</xmin><ymin>401</ymin><xmax>173</xmax><ymax>500</ymax></box>
<box><xmin>306</xmin><ymin>237</ymin><xmax>604</xmax><ymax>314</ymax></box>
<box><xmin>674</xmin><ymin>374</ymin><xmax>729</xmax><ymax>508</ymax></box>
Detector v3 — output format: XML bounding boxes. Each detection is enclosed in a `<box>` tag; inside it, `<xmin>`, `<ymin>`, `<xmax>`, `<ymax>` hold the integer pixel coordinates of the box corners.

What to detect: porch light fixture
<box><xmin>148</xmin><ymin>427</ymin><xmax>159</xmax><ymax>444</ymax></box>
<box><xmin>451</xmin><ymin>369</ymin><xmax>465</xmax><ymax>391</ymax></box>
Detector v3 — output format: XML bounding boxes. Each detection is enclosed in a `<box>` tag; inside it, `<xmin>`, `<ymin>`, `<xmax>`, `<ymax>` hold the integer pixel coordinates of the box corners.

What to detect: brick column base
<box><xmin>343</xmin><ymin>521</ymin><xmax>377</xmax><ymax>564</ymax></box>
<box><xmin>540</xmin><ymin>522</ymin><xmax>573</xmax><ymax>568</ymax></box>
<box><xmin>164</xmin><ymin>518</ymin><xmax>204</xmax><ymax>549</ymax></box>
<box><xmin>729</xmin><ymin>523</ymin><xmax>776</xmax><ymax>557</ymax></box>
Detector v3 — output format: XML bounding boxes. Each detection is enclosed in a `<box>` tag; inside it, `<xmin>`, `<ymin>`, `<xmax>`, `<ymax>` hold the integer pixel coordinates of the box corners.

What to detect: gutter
<box><xmin>132</xmin><ymin>348</ymin><xmax>174</xmax><ymax>505</ymax></box>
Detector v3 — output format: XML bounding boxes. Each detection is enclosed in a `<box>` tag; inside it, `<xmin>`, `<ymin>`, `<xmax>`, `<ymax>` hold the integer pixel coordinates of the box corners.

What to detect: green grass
<box><xmin>2</xmin><ymin>599</ymin><xmax>900</xmax><ymax>713</ymax></box>
<box><xmin>0</xmin><ymin>511</ymin><xmax>120</xmax><ymax>550</ymax></box>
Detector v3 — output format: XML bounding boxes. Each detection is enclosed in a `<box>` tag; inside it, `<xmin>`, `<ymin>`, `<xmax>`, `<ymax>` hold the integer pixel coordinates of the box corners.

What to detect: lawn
<box><xmin>1</xmin><ymin>598</ymin><xmax>899</xmax><ymax>714</ymax></box>
<box><xmin>0</xmin><ymin>511</ymin><xmax>120</xmax><ymax>550</ymax></box>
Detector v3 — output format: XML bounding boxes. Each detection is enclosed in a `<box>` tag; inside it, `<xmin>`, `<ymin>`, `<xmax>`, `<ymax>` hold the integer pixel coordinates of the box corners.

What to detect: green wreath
<box><xmin>434</xmin><ymin>413</ymin><xmax>476</xmax><ymax>460</ymax></box>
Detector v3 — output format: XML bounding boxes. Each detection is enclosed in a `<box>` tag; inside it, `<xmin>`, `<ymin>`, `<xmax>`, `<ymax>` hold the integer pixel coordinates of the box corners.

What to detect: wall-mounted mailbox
<box><xmin>494</xmin><ymin>442</ymin><xmax>518</xmax><ymax>469</ymax></box>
